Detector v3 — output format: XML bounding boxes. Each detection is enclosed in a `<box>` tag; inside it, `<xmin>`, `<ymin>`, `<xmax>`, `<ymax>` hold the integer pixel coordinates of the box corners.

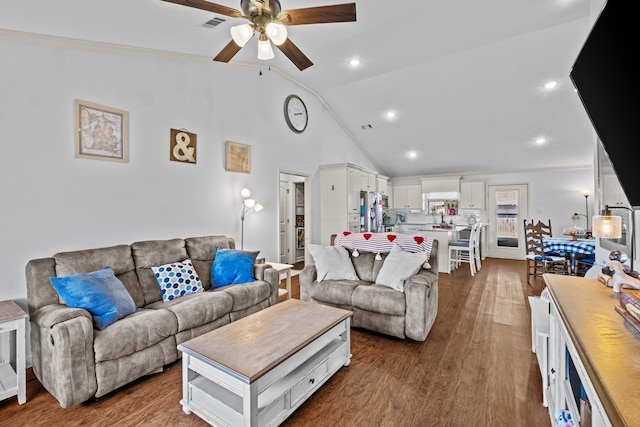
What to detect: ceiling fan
<box><xmin>161</xmin><ymin>0</ymin><xmax>357</xmax><ymax>71</ymax></box>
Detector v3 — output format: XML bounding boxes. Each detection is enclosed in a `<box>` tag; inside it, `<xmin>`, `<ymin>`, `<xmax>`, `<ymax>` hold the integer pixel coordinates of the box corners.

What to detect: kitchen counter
<box><xmin>398</xmin><ymin>226</ymin><xmax>462</xmax><ymax>273</ymax></box>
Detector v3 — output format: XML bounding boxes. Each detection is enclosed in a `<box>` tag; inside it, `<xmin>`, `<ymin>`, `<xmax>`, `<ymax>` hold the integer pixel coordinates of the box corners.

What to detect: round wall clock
<box><xmin>284</xmin><ymin>94</ymin><xmax>308</xmax><ymax>133</ymax></box>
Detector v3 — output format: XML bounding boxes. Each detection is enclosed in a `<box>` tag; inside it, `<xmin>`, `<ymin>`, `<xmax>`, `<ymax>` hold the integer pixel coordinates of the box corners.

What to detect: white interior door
<box><xmin>488</xmin><ymin>184</ymin><xmax>529</xmax><ymax>260</ymax></box>
<box><xmin>279</xmin><ymin>179</ymin><xmax>291</xmax><ymax>263</ymax></box>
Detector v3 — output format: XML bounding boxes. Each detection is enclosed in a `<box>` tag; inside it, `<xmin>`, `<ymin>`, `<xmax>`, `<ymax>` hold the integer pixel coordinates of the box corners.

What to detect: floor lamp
<box><xmin>592</xmin><ymin>205</ymin><xmax>635</xmax><ymax>272</ymax></box>
<box><xmin>240</xmin><ymin>188</ymin><xmax>263</xmax><ymax>250</ymax></box>
<box><xmin>582</xmin><ymin>190</ymin><xmax>591</xmax><ymax>232</ymax></box>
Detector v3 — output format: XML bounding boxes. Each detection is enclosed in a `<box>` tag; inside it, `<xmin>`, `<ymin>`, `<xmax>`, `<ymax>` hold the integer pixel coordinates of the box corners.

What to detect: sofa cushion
<box><xmin>212</xmin><ymin>248</ymin><xmax>259</xmax><ymax>288</ymax></box>
<box><xmin>93</xmin><ymin>307</ymin><xmax>178</xmax><ymax>362</ymax></box>
<box><xmin>152</xmin><ymin>258</ymin><xmax>204</xmax><ymax>302</ymax></box>
<box><xmin>131</xmin><ymin>238</ymin><xmax>189</xmax><ymax>306</ymax></box>
<box><xmin>307</xmin><ymin>279</ymin><xmax>364</xmax><ymax>306</ymax></box>
<box><xmin>351</xmin><ymin>251</ymin><xmax>386</xmax><ymax>282</ymax></box>
<box><xmin>375</xmin><ymin>244</ymin><xmax>427</xmax><ymax>292</ymax></box>
<box><xmin>352</xmin><ymin>284</ymin><xmax>406</xmax><ymax>316</ymax></box>
<box><xmin>185</xmin><ymin>235</ymin><xmax>232</xmax><ymax>290</ymax></box>
<box><xmin>308</xmin><ymin>244</ymin><xmax>358</xmax><ymax>281</ymax></box>
<box><xmin>159</xmin><ymin>291</ymin><xmax>233</xmax><ymax>332</ymax></box>
<box><xmin>49</xmin><ymin>267</ymin><xmax>137</xmax><ymax>330</ymax></box>
<box><xmin>217</xmin><ymin>280</ymin><xmax>272</xmax><ymax>311</ymax></box>
<box><xmin>53</xmin><ymin>244</ymin><xmax>144</xmax><ymax>308</ymax></box>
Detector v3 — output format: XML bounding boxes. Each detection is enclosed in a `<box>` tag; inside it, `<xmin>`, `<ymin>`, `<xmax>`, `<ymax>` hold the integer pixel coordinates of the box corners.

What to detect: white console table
<box><xmin>0</xmin><ymin>300</ymin><xmax>28</xmax><ymax>405</ymax></box>
<box><xmin>539</xmin><ymin>274</ymin><xmax>640</xmax><ymax>427</ymax></box>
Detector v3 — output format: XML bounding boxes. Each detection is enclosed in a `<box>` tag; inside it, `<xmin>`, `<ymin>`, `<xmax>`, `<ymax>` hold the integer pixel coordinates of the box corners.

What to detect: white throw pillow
<box><xmin>308</xmin><ymin>244</ymin><xmax>359</xmax><ymax>282</ymax></box>
<box><xmin>375</xmin><ymin>244</ymin><xmax>427</xmax><ymax>292</ymax></box>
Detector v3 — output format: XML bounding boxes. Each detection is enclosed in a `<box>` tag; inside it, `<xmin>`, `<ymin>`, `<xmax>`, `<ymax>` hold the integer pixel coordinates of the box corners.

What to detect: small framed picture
<box><xmin>74</xmin><ymin>100</ymin><xmax>128</xmax><ymax>162</ymax></box>
<box><xmin>170</xmin><ymin>129</ymin><xmax>197</xmax><ymax>164</ymax></box>
<box><xmin>295</xmin><ymin>184</ymin><xmax>304</xmax><ymax>207</ymax></box>
<box><xmin>297</xmin><ymin>227</ymin><xmax>305</xmax><ymax>249</ymax></box>
<box><xmin>225</xmin><ymin>141</ymin><xmax>251</xmax><ymax>173</ymax></box>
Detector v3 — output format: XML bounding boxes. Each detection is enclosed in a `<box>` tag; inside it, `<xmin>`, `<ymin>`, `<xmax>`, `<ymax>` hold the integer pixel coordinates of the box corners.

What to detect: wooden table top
<box><xmin>179</xmin><ymin>299</ymin><xmax>352</xmax><ymax>383</ymax></box>
<box><xmin>0</xmin><ymin>300</ymin><xmax>28</xmax><ymax>322</ymax></box>
<box><xmin>544</xmin><ymin>274</ymin><xmax>640</xmax><ymax>427</ymax></box>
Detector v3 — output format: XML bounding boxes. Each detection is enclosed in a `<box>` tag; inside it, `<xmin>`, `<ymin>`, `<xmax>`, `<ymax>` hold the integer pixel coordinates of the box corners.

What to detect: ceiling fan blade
<box><xmin>280</xmin><ymin>3</ymin><xmax>356</xmax><ymax>26</ymax></box>
<box><xmin>161</xmin><ymin>0</ymin><xmax>243</xmax><ymax>18</ymax></box>
<box><xmin>275</xmin><ymin>39</ymin><xmax>313</xmax><ymax>71</ymax></box>
<box><xmin>213</xmin><ymin>40</ymin><xmax>243</xmax><ymax>63</ymax></box>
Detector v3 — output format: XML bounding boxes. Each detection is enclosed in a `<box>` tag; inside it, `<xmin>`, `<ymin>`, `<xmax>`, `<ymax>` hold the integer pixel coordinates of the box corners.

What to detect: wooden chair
<box><xmin>524</xmin><ymin>221</ymin><xmax>568</xmax><ymax>283</ymax></box>
<box><xmin>535</xmin><ymin>219</ymin><xmax>553</xmax><ymax>238</ymax></box>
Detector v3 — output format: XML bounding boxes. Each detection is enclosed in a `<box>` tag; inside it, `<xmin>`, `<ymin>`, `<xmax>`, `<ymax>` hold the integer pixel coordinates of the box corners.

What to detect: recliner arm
<box><xmin>29</xmin><ymin>304</ymin><xmax>98</xmax><ymax>408</ymax></box>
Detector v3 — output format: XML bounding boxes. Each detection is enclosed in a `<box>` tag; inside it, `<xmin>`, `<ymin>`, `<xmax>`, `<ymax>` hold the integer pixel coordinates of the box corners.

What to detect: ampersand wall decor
<box><xmin>170</xmin><ymin>128</ymin><xmax>197</xmax><ymax>164</ymax></box>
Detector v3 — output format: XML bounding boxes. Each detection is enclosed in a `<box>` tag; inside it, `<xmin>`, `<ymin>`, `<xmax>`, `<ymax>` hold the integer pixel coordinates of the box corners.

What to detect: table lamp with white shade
<box><xmin>592</xmin><ymin>205</ymin><xmax>634</xmax><ymax>272</ymax></box>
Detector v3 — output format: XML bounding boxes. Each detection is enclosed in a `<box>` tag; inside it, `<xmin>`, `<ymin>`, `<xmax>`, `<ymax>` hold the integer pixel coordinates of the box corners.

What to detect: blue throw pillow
<box><xmin>152</xmin><ymin>258</ymin><xmax>204</xmax><ymax>302</ymax></box>
<box><xmin>49</xmin><ymin>266</ymin><xmax>137</xmax><ymax>330</ymax></box>
<box><xmin>212</xmin><ymin>248</ymin><xmax>259</xmax><ymax>288</ymax></box>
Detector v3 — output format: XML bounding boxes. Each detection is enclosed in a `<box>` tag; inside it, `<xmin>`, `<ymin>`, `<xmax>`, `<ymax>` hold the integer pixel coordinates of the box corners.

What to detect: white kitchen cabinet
<box><xmin>347</xmin><ymin>168</ymin><xmax>361</xmax><ymax>214</ymax></box>
<box><xmin>320</xmin><ymin>163</ymin><xmax>380</xmax><ymax>245</ymax></box>
<box><xmin>421</xmin><ymin>177</ymin><xmax>460</xmax><ymax>194</ymax></box>
<box><xmin>392</xmin><ymin>184</ymin><xmax>422</xmax><ymax>209</ymax></box>
<box><xmin>601</xmin><ymin>172</ymin><xmax>628</xmax><ymax>207</ymax></box>
<box><xmin>377</xmin><ymin>175</ymin><xmax>388</xmax><ymax>195</ymax></box>
<box><xmin>459</xmin><ymin>181</ymin><xmax>485</xmax><ymax>209</ymax></box>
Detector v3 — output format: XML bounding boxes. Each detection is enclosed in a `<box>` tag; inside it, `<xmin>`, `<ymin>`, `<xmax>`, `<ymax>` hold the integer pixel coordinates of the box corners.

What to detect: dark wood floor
<box><xmin>1</xmin><ymin>258</ymin><xmax>550</xmax><ymax>426</ymax></box>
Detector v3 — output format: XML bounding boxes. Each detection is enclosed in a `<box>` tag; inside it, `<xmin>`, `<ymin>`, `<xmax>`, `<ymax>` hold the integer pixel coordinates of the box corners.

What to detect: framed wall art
<box><xmin>225</xmin><ymin>141</ymin><xmax>251</xmax><ymax>173</ymax></box>
<box><xmin>170</xmin><ymin>128</ymin><xmax>197</xmax><ymax>164</ymax></box>
<box><xmin>74</xmin><ymin>99</ymin><xmax>129</xmax><ymax>162</ymax></box>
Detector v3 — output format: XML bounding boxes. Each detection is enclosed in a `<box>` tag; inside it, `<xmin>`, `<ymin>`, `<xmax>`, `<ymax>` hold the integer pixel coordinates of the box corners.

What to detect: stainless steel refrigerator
<box><xmin>360</xmin><ymin>191</ymin><xmax>384</xmax><ymax>233</ymax></box>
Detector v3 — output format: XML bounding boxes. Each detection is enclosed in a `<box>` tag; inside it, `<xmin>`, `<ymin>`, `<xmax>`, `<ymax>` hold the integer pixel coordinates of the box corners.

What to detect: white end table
<box><xmin>0</xmin><ymin>300</ymin><xmax>28</xmax><ymax>404</ymax></box>
<box><xmin>266</xmin><ymin>262</ymin><xmax>293</xmax><ymax>300</ymax></box>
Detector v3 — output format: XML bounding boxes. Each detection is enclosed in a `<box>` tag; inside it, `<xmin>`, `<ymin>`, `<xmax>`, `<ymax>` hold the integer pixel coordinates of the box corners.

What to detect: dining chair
<box><xmin>535</xmin><ymin>219</ymin><xmax>553</xmax><ymax>238</ymax></box>
<box><xmin>449</xmin><ymin>222</ymin><xmax>481</xmax><ymax>276</ymax></box>
<box><xmin>524</xmin><ymin>221</ymin><xmax>568</xmax><ymax>283</ymax></box>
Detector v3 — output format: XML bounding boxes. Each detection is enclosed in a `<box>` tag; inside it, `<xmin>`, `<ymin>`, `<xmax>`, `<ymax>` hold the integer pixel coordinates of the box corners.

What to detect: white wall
<box><xmin>0</xmin><ymin>35</ymin><xmax>376</xmax><ymax>315</ymax></box>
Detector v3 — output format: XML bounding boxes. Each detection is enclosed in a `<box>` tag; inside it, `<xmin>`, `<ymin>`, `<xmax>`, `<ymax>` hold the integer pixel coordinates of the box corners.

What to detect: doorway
<box><xmin>487</xmin><ymin>184</ymin><xmax>529</xmax><ymax>260</ymax></box>
<box><xmin>278</xmin><ymin>171</ymin><xmax>309</xmax><ymax>265</ymax></box>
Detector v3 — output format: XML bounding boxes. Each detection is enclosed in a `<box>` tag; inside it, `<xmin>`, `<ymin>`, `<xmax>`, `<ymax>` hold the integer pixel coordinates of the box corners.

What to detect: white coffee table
<box><xmin>178</xmin><ymin>299</ymin><xmax>352</xmax><ymax>427</ymax></box>
<box><xmin>266</xmin><ymin>261</ymin><xmax>293</xmax><ymax>300</ymax></box>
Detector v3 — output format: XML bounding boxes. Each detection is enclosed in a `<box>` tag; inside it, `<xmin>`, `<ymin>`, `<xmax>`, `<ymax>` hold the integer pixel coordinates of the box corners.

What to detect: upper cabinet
<box><xmin>459</xmin><ymin>181</ymin><xmax>486</xmax><ymax>209</ymax></box>
<box><xmin>421</xmin><ymin>177</ymin><xmax>460</xmax><ymax>194</ymax></box>
<box><xmin>377</xmin><ymin>175</ymin><xmax>389</xmax><ymax>195</ymax></box>
<box><xmin>601</xmin><ymin>173</ymin><xmax>629</xmax><ymax>207</ymax></box>
<box><xmin>392</xmin><ymin>184</ymin><xmax>422</xmax><ymax>209</ymax></box>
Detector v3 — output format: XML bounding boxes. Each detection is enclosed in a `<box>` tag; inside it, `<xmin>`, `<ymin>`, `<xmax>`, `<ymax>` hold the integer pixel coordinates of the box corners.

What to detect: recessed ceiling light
<box><xmin>349</xmin><ymin>58</ymin><xmax>360</xmax><ymax>67</ymax></box>
<box><xmin>535</xmin><ymin>137</ymin><xmax>547</xmax><ymax>145</ymax></box>
<box><xmin>386</xmin><ymin>111</ymin><xmax>396</xmax><ymax>119</ymax></box>
<box><xmin>408</xmin><ymin>151</ymin><xmax>417</xmax><ymax>159</ymax></box>
<box><xmin>543</xmin><ymin>80</ymin><xmax>558</xmax><ymax>89</ymax></box>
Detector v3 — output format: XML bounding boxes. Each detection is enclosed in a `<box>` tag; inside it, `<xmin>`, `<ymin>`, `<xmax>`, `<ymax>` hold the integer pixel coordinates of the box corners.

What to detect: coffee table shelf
<box><xmin>178</xmin><ymin>300</ymin><xmax>352</xmax><ymax>427</ymax></box>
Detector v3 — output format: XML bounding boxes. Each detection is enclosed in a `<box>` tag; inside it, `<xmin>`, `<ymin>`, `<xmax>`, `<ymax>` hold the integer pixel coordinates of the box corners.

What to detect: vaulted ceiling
<box><xmin>0</xmin><ymin>0</ymin><xmax>598</xmax><ymax>177</ymax></box>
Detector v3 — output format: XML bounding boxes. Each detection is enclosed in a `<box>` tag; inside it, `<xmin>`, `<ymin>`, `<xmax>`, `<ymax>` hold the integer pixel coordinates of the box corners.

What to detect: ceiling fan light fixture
<box><xmin>257</xmin><ymin>38</ymin><xmax>275</xmax><ymax>60</ymax></box>
<box><xmin>230</xmin><ymin>24</ymin><xmax>254</xmax><ymax>47</ymax></box>
<box><xmin>265</xmin><ymin>22</ymin><xmax>288</xmax><ymax>46</ymax></box>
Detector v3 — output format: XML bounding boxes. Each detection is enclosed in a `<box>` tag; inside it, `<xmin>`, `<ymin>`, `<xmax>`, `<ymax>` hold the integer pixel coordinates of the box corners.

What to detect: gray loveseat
<box><xmin>25</xmin><ymin>235</ymin><xmax>280</xmax><ymax>408</ymax></box>
<box><xmin>300</xmin><ymin>240</ymin><xmax>439</xmax><ymax>341</ymax></box>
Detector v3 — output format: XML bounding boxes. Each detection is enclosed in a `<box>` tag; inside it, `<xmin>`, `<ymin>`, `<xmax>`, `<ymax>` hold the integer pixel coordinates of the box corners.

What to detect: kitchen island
<box><xmin>399</xmin><ymin>224</ymin><xmax>467</xmax><ymax>273</ymax></box>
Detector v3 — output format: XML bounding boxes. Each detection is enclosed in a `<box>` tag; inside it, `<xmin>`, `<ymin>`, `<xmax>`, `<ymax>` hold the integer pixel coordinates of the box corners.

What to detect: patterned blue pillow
<box><xmin>152</xmin><ymin>258</ymin><xmax>204</xmax><ymax>302</ymax></box>
<box><xmin>49</xmin><ymin>266</ymin><xmax>137</xmax><ymax>330</ymax></box>
<box><xmin>212</xmin><ymin>248</ymin><xmax>259</xmax><ymax>288</ymax></box>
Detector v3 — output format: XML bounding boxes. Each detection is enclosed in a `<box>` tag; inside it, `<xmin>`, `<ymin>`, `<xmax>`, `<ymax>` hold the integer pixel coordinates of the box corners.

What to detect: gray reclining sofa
<box><xmin>25</xmin><ymin>235</ymin><xmax>279</xmax><ymax>407</ymax></box>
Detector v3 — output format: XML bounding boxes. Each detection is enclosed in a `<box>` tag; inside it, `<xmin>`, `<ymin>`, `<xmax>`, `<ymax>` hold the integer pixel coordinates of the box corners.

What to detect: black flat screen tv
<box><xmin>569</xmin><ymin>0</ymin><xmax>640</xmax><ymax>208</ymax></box>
